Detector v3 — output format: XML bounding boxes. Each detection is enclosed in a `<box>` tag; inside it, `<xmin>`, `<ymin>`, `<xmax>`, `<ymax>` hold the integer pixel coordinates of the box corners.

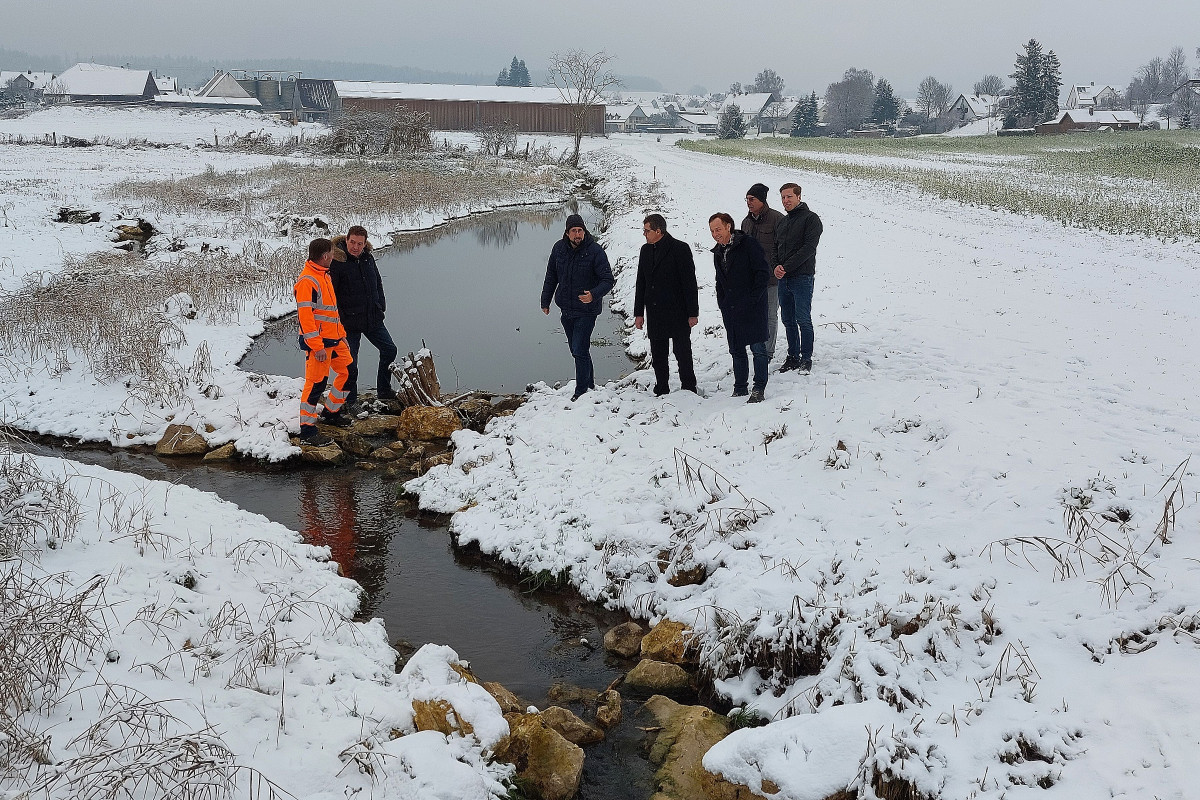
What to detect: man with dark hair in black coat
<box><xmin>709</xmin><ymin>212</ymin><xmax>770</xmax><ymax>403</ymax></box>
<box><xmin>633</xmin><ymin>213</ymin><xmax>699</xmax><ymax>396</ymax></box>
<box><xmin>330</xmin><ymin>225</ymin><xmax>398</xmax><ymax>406</ymax></box>
<box><xmin>541</xmin><ymin>213</ymin><xmax>614</xmax><ymax>401</ymax></box>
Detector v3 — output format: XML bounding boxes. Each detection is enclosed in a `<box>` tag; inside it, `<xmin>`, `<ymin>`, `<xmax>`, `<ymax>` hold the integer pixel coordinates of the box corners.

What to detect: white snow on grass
<box><xmin>0</xmin><ymin>105</ymin><xmax>323</xmax><ymax>146</ymax></box>
<box><xmin>409</xmin><ymin>136</ymin><xmax>1200</xmax><ymax>798</ymax></box>
<box><xmin>3</xmin><ymin>448</ymin><xmax>510</xmax><ymax>799</ymax></box>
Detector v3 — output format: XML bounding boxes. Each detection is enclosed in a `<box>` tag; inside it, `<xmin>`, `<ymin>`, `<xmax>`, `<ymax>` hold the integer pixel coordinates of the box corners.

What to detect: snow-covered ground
<box><xmin>410</xmin><ymin>137</ymin><xmax>1200</xmax><ymax>798</ymax></box>
<box><xmin>0</xmin><ymin>105</ymin><xmax>321</xmax><ymax>145</ymax></box>
<box><xmin>6</xmin><ymin>108</ymin><xmax>1200</xmax><ymax>798</ymax></box>
<box><xmin>2</xmin><ymin>448</ymin><xmax>511</xmax><ymax>799</ymax></box>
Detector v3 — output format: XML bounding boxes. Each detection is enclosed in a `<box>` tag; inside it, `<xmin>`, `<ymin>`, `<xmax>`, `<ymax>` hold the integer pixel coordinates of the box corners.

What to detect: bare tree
<box><xmin>822</xmin><ymin>67</ymin><xmax>874</xmax><ymax>134</ymax></box>
<box><xmin>1140</xmin><ymin>57</ymin><xmax>1168</xmax><ymax>102</ymax></box>
<box><xmin>548</xmin><ymin>49</ymin><xmax>621</xmax><ymax>167</ymax></box>
<box><xmin>750</xmin><ymin>68</ymin><xmax>785</xmax><ymax>101</ymax></box>
<box><xmin>974</xmin><ymin>74</ymin><xmax>1004</xmax><ymax>96</ymax></box>
<box><xmin>1165</xmin><ymin>46</ymin><xmax>1189</xmax><ymax>93</ymax></box>
<box><xmin>916</xmin><ymin>76</ymin><xmax>954</xmax><ymax>118</ymax></box>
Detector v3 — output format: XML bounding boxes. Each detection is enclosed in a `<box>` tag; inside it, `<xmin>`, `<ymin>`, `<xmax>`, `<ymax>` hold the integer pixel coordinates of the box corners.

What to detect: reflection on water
<box><xmin>31</xmin><ymin>445</ymin><xmax>656</xmax><ymax>800</ymax></box>
<box><xmin>239</xmin><ymin>201</ymin><xmax>631</xmax><ymax>393</ymax></box>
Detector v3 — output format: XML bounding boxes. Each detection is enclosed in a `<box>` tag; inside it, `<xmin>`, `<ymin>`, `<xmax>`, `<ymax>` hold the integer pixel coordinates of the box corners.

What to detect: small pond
<box><xmin>240</xmin><ymin>201</ymin><xmax>633</xmax><ymax>394</ymax></box>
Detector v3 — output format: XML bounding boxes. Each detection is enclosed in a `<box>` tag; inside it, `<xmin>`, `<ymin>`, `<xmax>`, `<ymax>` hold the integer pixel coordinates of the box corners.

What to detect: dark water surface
<box><xmin>40</xmin><ymin>446</ymin><xmax>656</xmax><ymax>800</ymax></box>
<box><xmin>240</xmin><ymin>201</ymin><xmax>634</xmax><ymax>394</ymax></box>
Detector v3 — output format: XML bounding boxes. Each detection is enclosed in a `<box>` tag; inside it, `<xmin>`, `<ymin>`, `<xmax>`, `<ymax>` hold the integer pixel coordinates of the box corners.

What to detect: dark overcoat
<box><xmin>713</xmin><ymin>231</ymin><xmax>770</xmax><ymax>348</ymax></box>
<box><xmin>540</xmin><ymin>232</ymin><xmax>614</xmax><ymax>318</ymax></box>
<box><xmin>329</xmin><ymin>235</ymin><xmax>386</xmax><ymax>333</ymax></box>
<box><xmin>632</xmin><ymin>232</ymin><xmax>699</xmax><ymax>339</ymax></box>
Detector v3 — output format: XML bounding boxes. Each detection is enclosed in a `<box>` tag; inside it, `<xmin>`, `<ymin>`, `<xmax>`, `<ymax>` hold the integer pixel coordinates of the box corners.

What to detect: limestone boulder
<box><xmin>298</xmin><ymin>441</ymin><xmax>344</xmax><ymax>465</ymax></box>
<box><xmin>412</xmin><ymin>698</ymin><xmax>474</xmax><ymax>737</ymax></box>
<box><xmin>603</xmin><ymin>621</ymin><xmax>645</xmax><ymax>658</ymax></box>
<box><xmin>396</xmin><ymin>406</ymin><xmax>462</xmax><ymax>440</ymax></box>
<box><xmin>624</xmin><ymin>660</ymin><xmax>692</xmax><ymax>695</ymax></box>
<box><xmin>595</xmin><ymin>689</ymin><xmax>623</xmax><ymax>730</ymax></box>
<box><xmin>369</xmin><ymin>446</ymin><xmax>399</xmax><ymax>461</ymax></box>
<box><xmin>641</xmin><ymin>619</ymin><xmax>696</xmax><ymax>665</ymax></box>
<box><xmin>547</xmin><ymin>682</ymin><xmax>599</xmax><ymax>705</ymax></box>
<box><xmin>642</xmin><ymin>695</ymin><xmax>757</xmax><ymax>800</ymax></box>
<box><xmin>541</xmin><ymin>705</ymin><xmax>604</xmax><ymax>746</ymax></box>
<box><xmin>482</xmin><ymin>681</ymin><xmax>524</xmax><ymax>714</ymax></box>
<box><xmin>493</xmin><ymin>713</ymin><xmax>584</xmax><ymax>800</ymax></box>
<box><xmin>155</xmin><ymin>424</ymin><xmax>208</xmax><ymax>456</ymax></box>
<box><xmin>202</xmin><ymin>442</ymin><xmax>237</xmax><ymax>461</ymax></box>
<box><xmin>350</xmin><ymin>414</ymin><xmax>404</xmax><ymax>438</ymax></box>
<box><xmin>333</xmin><ymin>432</ymin><xmax>374</xmax><ymax>457</ymax></box>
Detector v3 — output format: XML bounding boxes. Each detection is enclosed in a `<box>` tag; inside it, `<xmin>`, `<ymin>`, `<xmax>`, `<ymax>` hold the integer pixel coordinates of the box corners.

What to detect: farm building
<box><xmin>676</xmin><ymin>112</ymin><xmax>719</xmax><ymax>135</ymax></box>
<box><xmin>43</xmin><ymin>63</ymin><xmax>158</xmax><ymax>104</ymax></box>
<box><xmin>153</xmin><ymin>71</ymin><xmax>264</xmax><ymax>111</ymax></box>
<box><xmin>233</xmin><ymin>72</ymin><xmax>339</xmax><ymax>122</ymax></box>
<box><xmin>605</xmin><ymin>103</ymin><xmax>649</xmax><ymax>133</ymax></box>
<box><xmin>1035</xmin><ymin>108</ymin><xmax>1139</xmax><ymax>135</ymax></box>
<box><xmin>1065</xmin><ymin>82</ymin><xmax>1121</xmax><ymax>110</ymax></box>
<box><xmin>335</xmin><ymin>82</ymin><xmax>605</xmax><ymax>135</ymax></box>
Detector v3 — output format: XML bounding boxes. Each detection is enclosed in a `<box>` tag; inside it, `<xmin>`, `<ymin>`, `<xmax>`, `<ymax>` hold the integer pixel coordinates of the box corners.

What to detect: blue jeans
<box><xmin>346</xmin><ymin>322</ymin><xmax>398</xmax><ymax>402</ymax></box>
<box><xmin>730</xmin><ymin>340</ymin><xmax>769</xmax><ymax>393</ymax></box>
<box><xmin>561</xmin><ymin>314</ymin><xmax>596</xmax><ymax>394</ymax></box>
<box><xmin>778</xmin><ymin>273</ymin><xmax>815</xmax><ymax>361</ymax></box>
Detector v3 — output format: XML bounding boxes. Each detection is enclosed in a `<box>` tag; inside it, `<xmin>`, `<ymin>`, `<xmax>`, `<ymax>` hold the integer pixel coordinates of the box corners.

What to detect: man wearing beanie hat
<box><xmin>741</xmin><ymin>183</ymin><xmax>785</xmax><ymax>362</ymax></box>
<box><xmin>540</xmin><ymin>213</ymin><xmax>614</xmax><ymax>401</ymax></box>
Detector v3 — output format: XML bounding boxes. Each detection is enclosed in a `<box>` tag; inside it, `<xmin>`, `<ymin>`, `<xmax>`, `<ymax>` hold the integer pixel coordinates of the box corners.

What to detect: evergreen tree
<box><xmin>791</xmin><ymin>92</ymin><xmax>820</xmax><ymax>137</ymax></box>
<box><xmin>495</xmin><ymin>67</ymin><xmax>510</xmax><ymax>87</ymax></box>
<box><xmin>1009</xmin><ymin>38</ymin><xmax>1046</xmax><ymax>126</ymax></box>
<box><xmin>1040</xmin><ymin>50</ymin><xmax>1062</xmax><ymax>122</ymax></box>
<box><xmin>718</xmin><ymin>104</ymin><xmax>747</xmax><ymax>139</ymax></box>
<box><xmin>871</xmin><ymin>78</ymin><xmax>900</xmax><ymax>126</ymax></box>
<box><xmin>510</xmin><ymin>57</ymin><xmax>532</xmax><ymax>87</ymax></box>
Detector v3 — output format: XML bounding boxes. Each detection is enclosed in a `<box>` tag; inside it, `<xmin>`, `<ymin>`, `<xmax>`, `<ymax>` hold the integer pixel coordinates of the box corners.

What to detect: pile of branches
<box><xmin>322</xmin><ymin>107</ymin><xmax>433</xmax><ymax>156</ymax></box>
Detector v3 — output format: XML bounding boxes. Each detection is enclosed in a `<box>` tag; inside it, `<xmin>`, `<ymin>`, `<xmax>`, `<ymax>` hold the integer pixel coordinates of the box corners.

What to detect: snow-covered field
<box><xmin>410</xmin><ymin>136</ymin><xmax>1200</xmax><ymax>798</ymax></box>
<box><xmin>0</xmin><ymin>105</ymin><xmax>322</xmax><ymax>145</ymax></box>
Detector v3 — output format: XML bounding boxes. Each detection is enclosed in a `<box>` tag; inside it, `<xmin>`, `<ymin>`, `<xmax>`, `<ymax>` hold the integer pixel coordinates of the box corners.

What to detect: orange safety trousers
<box><xmin>299</xmin><ymin>339</ymin><xmax>352</xmax><ymax>430</ymax></box>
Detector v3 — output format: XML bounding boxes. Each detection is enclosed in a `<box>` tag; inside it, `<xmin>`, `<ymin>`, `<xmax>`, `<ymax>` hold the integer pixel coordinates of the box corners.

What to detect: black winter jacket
<box><xmin>774</xmin><ymin>202</ymin><xmax>823</xmax><ymax>277</ymax></box>
<box><xmin>329</xmin><ymin>236</ymin><xmax>387</xmax><ymax>333</ymax></box>
<box><xmin>713</xmin><ymin>231</ymin><xmax>769</xmax><ymax>348</ymax></box>
<box><xmin>633</xmin><ymin>232</ymin><xmax>699</xmax><ymax>339</ymax></box>
<box><xmin>741</xmin><ymin>206</ymin><xmax>785</xmax><ymax>287</ymax></box>
<box><xmin>540</xmin><ymin>232</ymin><xmax>614</xmax><ymax>319</ymax></box>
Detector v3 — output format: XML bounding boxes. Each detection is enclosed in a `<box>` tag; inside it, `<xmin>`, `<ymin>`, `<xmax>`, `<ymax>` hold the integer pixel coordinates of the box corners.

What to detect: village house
<box><xmin>716</xmin><ymin>92</ymin><xmax>775</xmax><ymax>131</ymax></box>
<box><xmin>948</xmin><ymin>93</ymin><xmax>1002</xmax><ymax>123</ymax></box>
<box><xmin>1065</xmin><ymin>82</ymin><xmax>1121</xmax><ymax>110</ymax></box>
<box><xmin>604</xmin><ymin>103</ymin><xmax>649</xmax><ymax>133</ymax></box>
<box><xmin>153</xmin><ymin>70</ymin><xmax>265</xmax><ymax>112</ymax></box>
<box><xmin>758</xmin><ymin>98</ymin><xmax>800</xmax><ymax>134</ymax></box>
<box><xmin>43</xmin><ymin>63</ymin><xmax>158</xmax><ymax>104</ymax></box>
<box><xmin>335</xmin><ymin>81</ymin><xmax>604</xmax><ymax>135</ymax></box>
<box><xmin>0</xmin><ymin>70</ymin><xmax>57</xmax><ymax>104</ymax></box>
<box><xmin>1035</xmin><ymin>107</ymin><xmax>1140</xmax><ymax>135</ymax></box>
<box><xmin>676</xmin><ymin>111</ymin><xmax>719</xmax><ymax>135</ymax></box>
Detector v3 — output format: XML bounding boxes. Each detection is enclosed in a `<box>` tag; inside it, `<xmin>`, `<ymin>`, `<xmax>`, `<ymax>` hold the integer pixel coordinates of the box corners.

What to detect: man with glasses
<box><xmin>633</xmin><ymin>213</ymin><xmax>699</xmax><ymax>396</ymax></box>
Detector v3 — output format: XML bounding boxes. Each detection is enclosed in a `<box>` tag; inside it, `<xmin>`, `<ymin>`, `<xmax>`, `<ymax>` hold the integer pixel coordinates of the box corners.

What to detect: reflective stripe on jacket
<box><xmin>295</xmin><ymin>259</ymin><xmax>347</xmax><ymax>347</ymax></box>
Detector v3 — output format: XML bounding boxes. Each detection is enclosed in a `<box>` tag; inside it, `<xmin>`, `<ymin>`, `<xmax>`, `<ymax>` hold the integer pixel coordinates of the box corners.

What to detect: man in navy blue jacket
<box><xmin>540</xmin><ymin>214</ymin><xmax>614</xmax><ymax>401</ymax></box>
<box><xmin>330</xmin><ymin>225</ymin><xmax>398</xmax><ymax>406</ymax></box>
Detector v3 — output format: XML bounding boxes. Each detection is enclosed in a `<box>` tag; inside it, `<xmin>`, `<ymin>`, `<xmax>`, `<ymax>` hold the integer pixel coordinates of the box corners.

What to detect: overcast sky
<box><xmin>4</xmin><ymin>0</ymin><xmax>1198</xmax><ymax>96</ymax></box>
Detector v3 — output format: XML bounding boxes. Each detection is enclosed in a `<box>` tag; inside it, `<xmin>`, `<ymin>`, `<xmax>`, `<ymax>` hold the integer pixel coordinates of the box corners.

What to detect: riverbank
<box><xmin>409</xmin><ymin>135</ymin><xmax>1200</xmax><ymax>798</ymax></box>
<box><xmin>0</xmin><ymin>122</ymin><xmax>581</xmax><ymax>461</ymax></box>
<box><xmin>0</xmin><ymin>443</ymin><xmax>514</xmax><ymax>798</ymax></box>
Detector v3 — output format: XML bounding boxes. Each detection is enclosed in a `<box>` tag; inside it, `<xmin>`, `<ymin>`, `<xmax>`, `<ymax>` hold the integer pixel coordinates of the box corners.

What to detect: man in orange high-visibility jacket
<box><xmin>295</xmin><ymin>238</ymin><xmax>354</xmax><ymax>445</ymax></box>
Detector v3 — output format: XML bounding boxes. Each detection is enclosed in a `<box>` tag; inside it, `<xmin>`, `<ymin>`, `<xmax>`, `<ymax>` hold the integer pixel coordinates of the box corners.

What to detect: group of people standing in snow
<box><xmin>541</xmin><ymin>182</ymin><xmax>823</xmax><ymax>403</ymax></box>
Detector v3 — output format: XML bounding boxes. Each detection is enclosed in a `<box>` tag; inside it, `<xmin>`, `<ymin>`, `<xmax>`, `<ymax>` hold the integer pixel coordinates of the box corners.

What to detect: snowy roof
<box><xmin>0</xmin><ymin>71</ymin><xmax>57</xmax><ymax>90</ymax></box>
<box><xmin>52</xmin><ymin>63</ymin><xmax>157</xmax><ymax>98</ymax></box>
<box><xmin>677</xmin><ymin>112</ymin><xmax>719</xmax><ymax>126</ymax></box>
<box><xmin>605</xmin><ymin>103</ymin><xmax>645</xmax><ymax>122</ymax></box>
<box><xmin>153</xmin><ymin>93</ymin><xmax>263</xmax><ymax>108</ymax></box>
<box><xmin>1068</xmin><ymin>83</ymin><xmax>1119</xmax><ymax>106</ymax></box>
<box><xmin>198</xmin><ymin>72</ymin><xmax>253</xmax><ymax>99</ymax></box>
<box><xmin>155</xmin><ymin>76</ymin><xmax>178</xmax><ymax>93</ymax></box>
<box><xmin>1052</xmin><ymin>109</ymin><xmax>1139</xmax><ymax>125</ymax></box>
<box><xmin>334</xmin><ymin>81</ymin><xmax>600</xmax><ymax>106</ymax></box>
<box><xmin>953</xmin><ymin>94</ymin><xmax>1000</xmax><ymax>117</ymax></box>
<box><xmin>719</xmin><ymin>93</ymin><xmax>775</xmax><ymax>116</ymax></box>
<box><xmin>762</xmin><ymin>99</ymin><xmax>800</xmax><ymax>119</ymax></box>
